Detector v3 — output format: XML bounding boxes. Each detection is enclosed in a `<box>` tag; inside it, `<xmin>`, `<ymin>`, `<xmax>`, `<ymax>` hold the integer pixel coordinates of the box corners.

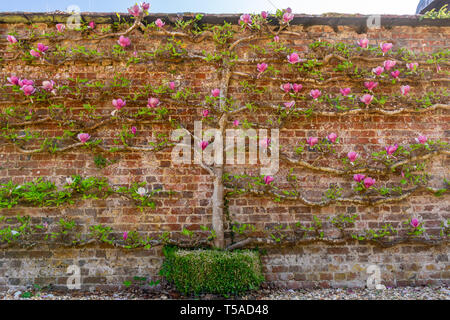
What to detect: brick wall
<box><xmin>0</xmin><ymin>13</ymin><xmax>448</xmax><ymax>291</ymax></box>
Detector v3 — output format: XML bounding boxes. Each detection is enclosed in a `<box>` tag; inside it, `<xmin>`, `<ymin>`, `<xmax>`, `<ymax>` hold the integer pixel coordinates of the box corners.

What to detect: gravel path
<box><xmin>258</xmin><ymin>286</ymin><xmax>450</xmax><ymax>300</ymax></box>
<box><xmin>1</xmin><ymin>286</ymin><xmax>449</xmax><ymax>300</ymax></box>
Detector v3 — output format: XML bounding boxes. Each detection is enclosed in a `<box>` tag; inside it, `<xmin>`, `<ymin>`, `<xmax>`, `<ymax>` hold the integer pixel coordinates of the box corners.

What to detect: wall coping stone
<box><xmin>0</xmin><ymin>12</ymin><xmax>449</xmax><ymax>30</ymax></box>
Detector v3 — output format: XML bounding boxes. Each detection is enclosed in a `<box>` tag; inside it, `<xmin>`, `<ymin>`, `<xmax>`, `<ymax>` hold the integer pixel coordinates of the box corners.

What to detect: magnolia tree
<box><xmin>1</xmin><ymin>3</ymin><xmax>449</xmax><ymax>250</ymax></box>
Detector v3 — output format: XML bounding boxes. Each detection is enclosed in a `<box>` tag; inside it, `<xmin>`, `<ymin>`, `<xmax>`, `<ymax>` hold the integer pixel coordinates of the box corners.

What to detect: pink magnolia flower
<box><xmin>391</xmin><ymin>70</ymin><xmax>400</xmax><ymax>79</ymax></box>
<box><xmin>128</xmin><ymin>4</ymin><xmax>141</xmax><ymax>17</ymax></box>
<box><xmin>283</xmin><ymin>101</ymin><xmax>295</xmax><ymax>109</ymax></box>
<box><xmin>340</xmin><ymin>88</ymin><xmax>351</xmax><ymax>96</ymax></box>
<box><xmin>112</xmin><ymin>98</ymin><xmax>126</xmax><ymax>110</ymax></box>
<box><xmin>364</xmin><ymin>81</ymin><xmax>378</xmax><ymax>91</ymax></box>
<box><xmin>353</xmin><ymin>174</ymin><xmax>366</xmax><ymax>183</ymax></box>
<box><xmin>77</xmin><ymin>133</ymin><xmax>91</xmax><ymax>143</ymax></box>
<box><xmin>292</xmin><ymin>83</ymin><xmax>302</xmax><ymax>93</ymax></box>
<box><xmin>21</xmin><ymin>85</ymin><xmax>36</xmax><ymax>96</ymax></box>
<box><xmin>88</xmin><ymin>21</ymin><xmax>96</xmax><ymax>29</ymax></box>
<box><xmin>307</xmin><ymin>137</ymin><xmax>318</xmax><ymax>147</ymax></box>
<box><xmin>260</xmin><ymin>138</ymin><xmax>271</xmax><ymax>148</ymax></box>
<box><xmin>287</xmin><ymin>52</ymin><xmax>301</xmax><ymax>64</ymax></box>
<box><xmin>155</xmin><ymin>18</ymin><xmax>165</xmax><ymax>28</ymax></box>
<box><xmin>357</xmin><ymin>38</ymin><xmax>369</xmax><ymax>48</ymax></box>
<box><xmin>415</xmin><ymin>135</ymin><xmax>427</xmax><ymax>144</ymax></box>
<box><xmin>239</xmin><ymin>14</ymin><xmax>252</xmax><ymax>25</ymax></box>
<box><xmin>261</xmin><ymin>11</ymin><xmax>268</xmax><ymax>19</ymax></box>
<box><xmin>410</xmin><ymin>218</ymin><xmax>419</xmax><ymax>228</ymax></box>
<box><xmin>406</xmin><ymin>62</ymin><xmax>418</xmax><ymax>71</ymax></box>
<box><xmin>282</xmin><ymin>12</ymin><xmax>294</xmax><ymax>23</ymax></box>
<box><xmin>385</xmin><ymin>144</ymin><xmax>398</xmax><ymax>155</ymax></box>
<box><xmin>390</xmin><ymin>70</ymin><xmax>400</xmax><ymax>78</ymax></box>
<box><xmin>118</xmin><ymin>36</ymin><xmax>131</xmax><ymax>48</ymax></box>
<box><xmin>327</xmin><ymin>133</ymin><xmax>337</xmax><ymax>143</ymax></box>
<box><xmin>383</xmin><ymin>60</ymin><xmax>396</xmax><ymax>71</ymax></box>
<box><xmin>30</xmin><ymin>49</ymin><xmax>40</xmax><ymax>58</ymax></box>
<box><xmin>310</xmin><ymin>89</ymin><xmax>321</xmax><ymax>100</ymax></box>
<box><xmin>131</xmin><ymin>126</ymin><xmax>137</xmax><ymax>135</ymax></box>
<box><xmin>56</xmin><ymin>24</ymin><xmax>65</xmax><ymax>32</ymax></box>
<box><xmin>372</xmin><ymin>66</ymin><xmax>384</xmax><ymax>76</ymax></box>
<box><xmin>202</xmin><ymin>109</ymin><xmax>209</xmax><ymax>117</ymax></box>
<box><xmin>257</xmin><ymin>63</ymin><xmax>268</xmax><ymax>73</ymax></box>
<box><xmin>347</xmin><ymin>151</ymin><xmax>358</xmax><ymax>162</ymax></box>
<box><xmin>123</xmin><ymin>231</ymin><xmax>128</xmax><ymax>241</ymax></box>
<box><xmin>400</xmin><ymin>85</ymin><xmax>410</xmax><ymax>96</ymax></box>
<box><xmin>42</xmin><ymin>80</ymin><xmax>55</xmax><ymax>92</ymax></box>
<box><xmin>263</xmin><ymin>175</ymin><xmax>274</xmax><ymax>185</ymax></box>
<box><xmin>147</xmin><ymin>97</ymin><xmax>160</xmax><ymax>108</ymax></box>
<box><xmin>281</xmin><ymin>83</ymin><xmax>292</xmax><ymax>93</ymax></box>
<box><xmin>169</xmin><ymin>81</ymin><xmax>176</xmax><ymax>90</ymax></box>
<box><xmin>211</xmin><ymin>88</ymin><xmax>220</xmax><ymax>97</ymax></box>
<box><xmin>142</xmin><ymin>2</ymin><xmax>150</xmax><ymax>11</ymax></box>
<box><xmin>363</xmin><ymin>177</ymin><xmax>376</xmax><ymax>188</ymax></box>
<box><xmin>233</xmin><ymin>120</ymin><xmax>240</xmax><ymax>127</ymax></box>
<box><xmin>7</xmin><ymin>76</ymin><xmax>19</xmax><ymax>85</ymax></box>
<box><xmin>37</xmin><ymin>43</ymin><xmax>49</xmax><ymax>53</ymax></box>
<box><xmin>360</xmin><ymin>94</ymin><xmax>374</xmax><ymax>105</ymax></box>
<box><xmin>7</xmin><ymin>35</ymin><xmax>17</xmax><ymax>43</ymax></box>
<box><xmin>199</xmin><ymin>140</ymin><xmax>209</xmax><ymax>150</ymax></box>
<box><xmin>273</xmin><ymin>35</ymin><xmax>280</xmax><ymax>42</ymax></box>
<box><xmin>19</xmin><ymin>79</ymin><xmax>33</xmax><ymax>87</ymax></box>
<box><xmin>380</xmin><ymin>43</ymin><xmax>393</xmax><ymax>54</ymax></box>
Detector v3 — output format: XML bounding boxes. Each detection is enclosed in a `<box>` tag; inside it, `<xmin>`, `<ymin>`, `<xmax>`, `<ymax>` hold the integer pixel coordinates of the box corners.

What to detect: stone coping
<box><xmin>0</xmin><ymin>12</ymin><xmax>449</xmax><ymax>29</ymax></box>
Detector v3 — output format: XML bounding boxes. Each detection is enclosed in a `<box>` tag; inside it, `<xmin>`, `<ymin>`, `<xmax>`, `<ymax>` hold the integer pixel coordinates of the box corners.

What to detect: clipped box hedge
<box><xmin>160</xmin><ymin>247</ymin><xmax>265</xmax><ymax>295</ymax></box>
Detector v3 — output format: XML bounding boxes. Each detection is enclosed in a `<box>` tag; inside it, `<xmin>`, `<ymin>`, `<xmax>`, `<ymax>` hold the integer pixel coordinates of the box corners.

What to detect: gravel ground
<box><xmin>259</xmin><ymin>286</ymin><xmax>450</xmax><ymax>300</ymax></box>
<box><xmin>1</xmin><ymin>286</ymin><xmax>449</xmax><ymax>300</ymax></box>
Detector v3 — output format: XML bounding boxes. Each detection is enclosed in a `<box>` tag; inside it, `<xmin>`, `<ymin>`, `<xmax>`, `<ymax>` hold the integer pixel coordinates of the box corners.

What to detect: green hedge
<box><xmin>160</xmin><ymin>247</ymin><xmax>265</xmax><ymax>295</ymax></box>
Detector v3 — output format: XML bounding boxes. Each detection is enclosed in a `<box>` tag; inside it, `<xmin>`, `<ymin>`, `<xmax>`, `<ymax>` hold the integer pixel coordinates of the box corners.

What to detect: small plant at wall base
<box><xmin>160</xmin><ymin>247</ymin><xmax>264</xmax><ymax>295</ymax></box>
<box><xmin>123</xmin><ymin>276</ymin><xmax>160</xmax><ymax>289</ymax></box>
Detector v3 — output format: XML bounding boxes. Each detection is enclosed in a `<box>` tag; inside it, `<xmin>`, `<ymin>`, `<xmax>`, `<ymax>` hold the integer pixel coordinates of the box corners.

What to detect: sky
<box><xmin>0</xmin><ymin>0</ymin><xmax>421</xmax><ymax>15</ymax></box>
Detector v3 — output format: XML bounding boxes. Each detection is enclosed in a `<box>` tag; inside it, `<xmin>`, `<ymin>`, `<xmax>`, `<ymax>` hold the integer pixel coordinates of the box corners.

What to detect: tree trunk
<box><xmin>212</xmin><ymin>165</ymin><xmax>225</xmax><ymax>248</ymax></box>
<box><xmin>211</xmin><ymin>66</ymin><xmax>231</xmax><ymax>249</ymax></box>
